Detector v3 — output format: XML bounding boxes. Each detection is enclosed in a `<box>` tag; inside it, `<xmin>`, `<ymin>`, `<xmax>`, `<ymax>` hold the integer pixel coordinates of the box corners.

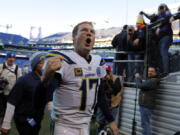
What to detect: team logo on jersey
<box><xmin>74</xmin><ymin>68</ymin><xmax>83</xmax><ymax>77</ymax></box>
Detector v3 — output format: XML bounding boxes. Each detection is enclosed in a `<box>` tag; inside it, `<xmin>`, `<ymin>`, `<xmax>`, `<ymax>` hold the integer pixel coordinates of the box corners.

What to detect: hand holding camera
<box><xmin>0</xmin><ymin>77</ymin><xmax>9</xmax><ymax>90</ymax></box>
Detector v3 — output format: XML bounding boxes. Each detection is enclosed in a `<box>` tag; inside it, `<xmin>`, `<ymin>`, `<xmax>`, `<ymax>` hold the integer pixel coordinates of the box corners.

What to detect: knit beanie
<box><xmin>30</xmin><ymin>52</ymin><xmax>46</xmax><ymax>70</ymax></box>
<box><xmin>136</xmin><ymin>14</ymin><xmax>145</xmax><ymax>24</ymax></box>
<box><xmin>6</xmin><ymin>52</ymin><xmax>16</xmax><ymax>58</ymax></box>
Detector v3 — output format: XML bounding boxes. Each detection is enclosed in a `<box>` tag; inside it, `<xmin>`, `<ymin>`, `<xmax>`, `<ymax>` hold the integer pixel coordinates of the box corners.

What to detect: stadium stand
<box><xmin>0</xmin><ymin>32</ymin><xmax>28</xmax><ymax>45</ymax></box>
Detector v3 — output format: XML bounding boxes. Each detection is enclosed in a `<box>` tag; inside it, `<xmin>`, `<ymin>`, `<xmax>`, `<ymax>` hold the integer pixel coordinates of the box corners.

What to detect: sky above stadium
<box><xmin>0</xmin><ymin>0</ymin><xmax>179</xmax><ymax>39</ymax></box>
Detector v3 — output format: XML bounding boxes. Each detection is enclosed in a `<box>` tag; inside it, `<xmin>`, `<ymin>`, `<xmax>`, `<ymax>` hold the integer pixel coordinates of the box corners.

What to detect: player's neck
<box><xmin>76</xmin><ymin>50</ymin><xmax>90</xmax><ymax>61</ymax></box>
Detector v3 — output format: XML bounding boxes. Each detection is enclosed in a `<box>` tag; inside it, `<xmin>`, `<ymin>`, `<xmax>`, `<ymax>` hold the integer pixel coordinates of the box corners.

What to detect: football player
<box><xmin>36</xmin><ymin>21</ymin><xmax>119</xmax><ymax>135</ymax></box>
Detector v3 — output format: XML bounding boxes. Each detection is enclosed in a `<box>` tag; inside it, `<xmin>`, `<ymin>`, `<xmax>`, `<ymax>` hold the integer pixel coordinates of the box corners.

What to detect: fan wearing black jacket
<box><xmin>112</xmin><ymin>25</ymin><xmax>129</xmax><ymax>76</ymax></box>
<box><xmin>0</xmin><ymin>52</ymin><xmax>48</xmax><ymax>135</ymax></box>
<box><xmin>135</xmin><ymin>67</ymin><xmax>160</xmax><ymax>135</ymax></box>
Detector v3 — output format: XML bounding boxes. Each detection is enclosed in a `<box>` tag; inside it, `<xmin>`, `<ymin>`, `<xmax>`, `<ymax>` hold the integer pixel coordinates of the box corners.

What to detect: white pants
<box><xmin>54</xmin><ymin>123</ymin><xmax>89</xmax><ymax>135</ymax></box>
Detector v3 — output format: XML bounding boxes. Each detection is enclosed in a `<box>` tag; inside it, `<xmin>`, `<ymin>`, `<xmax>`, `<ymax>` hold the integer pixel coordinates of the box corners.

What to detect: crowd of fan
<box><xmin>0</xmin><ymin>3</ymin><xmax>179</xmax><ymax>135</ymax></box>
<box><xmin>112</xmin><ymin>3</ymin><xmax>180</xmax><ymax>81</ymax></box>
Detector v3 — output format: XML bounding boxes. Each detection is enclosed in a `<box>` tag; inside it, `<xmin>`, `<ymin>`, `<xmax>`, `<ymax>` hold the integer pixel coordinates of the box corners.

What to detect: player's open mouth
<box><xmin>86</xmin><ymin>38</ymin><xmax>91</xmax><ymax>44</ymax></box>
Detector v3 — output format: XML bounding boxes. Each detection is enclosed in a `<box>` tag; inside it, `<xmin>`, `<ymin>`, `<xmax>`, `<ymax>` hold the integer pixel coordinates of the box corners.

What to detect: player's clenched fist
<box><xmin>47</xmin><ymin>57</ymin><xmax>63</xmax><ymax>72</ymax></box>
<box><xmin>42</xmin><ymin>56</ymin><xmax>64</xmax><ymax>83</ymax></box>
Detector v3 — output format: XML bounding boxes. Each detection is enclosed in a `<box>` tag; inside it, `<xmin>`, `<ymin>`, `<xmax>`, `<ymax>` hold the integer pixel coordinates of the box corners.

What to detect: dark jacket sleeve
<box><xmin>111</xmin><ymin>33</ymin><xmax>121</xmax><ymax>48</ymax></box>
<box><xmin>135</xmin><ymin>78</ymin><xmax>159</xmax><ymax>90</ymax></box>
<box><xmin>157</xmin><ymin>12</ymin><xmax>173</xmax><ymax>38</ymax></box>
<box><xmin>8</xmin><ymin>77</ymin><xmax>24</xmax><ymax>106</ymax></box>
<box><xmin>144</xmin><ymin>13</ymin><xmax>158</xmax><ymax>23</ymax></box>
<box><xmin>112</xmin><ymin>31</ymin><xmax>127</xmax><ymax>51</ymax></box>
<box><xmin>112</xmin><ymin>77</ymin><xmax>122</xmax><ymax>95</ymax></box>
<box><xmin>126</xmin><ymin>39</ymin><xmax>141</xmax><ymax>52</ymax></box>
<box><xmin>33</xmin><ymin>73</ymin><xmax>61</xmax><ymax>109</ymax></box>
<box><xmin>33</xmin><ymin>81</ymin><xmax>48</xmax><ymax>110</ymax></box>
<box><xmin>97</xmin><ymin>80</ymin><xmax>114</xmax><ymax>123</ymax></box>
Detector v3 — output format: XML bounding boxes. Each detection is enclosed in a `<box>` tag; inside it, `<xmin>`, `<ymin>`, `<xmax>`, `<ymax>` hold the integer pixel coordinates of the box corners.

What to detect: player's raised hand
<box><xmin>42</xmin><ymin>56</ymin><xmax>64</xmax><ymax>83</ymax></box>
<box><xmin>47</xmin><ymin>56</ymin><xmax>63</xmax><ymax>72</ymax></box>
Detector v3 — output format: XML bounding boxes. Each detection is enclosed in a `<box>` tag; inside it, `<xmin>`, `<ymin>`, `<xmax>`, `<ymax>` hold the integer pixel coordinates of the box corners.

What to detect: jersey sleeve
<box><xmin>55</xmin><ymin>60</ymin><xmax>66</xmax><ymax>79</ymax></box>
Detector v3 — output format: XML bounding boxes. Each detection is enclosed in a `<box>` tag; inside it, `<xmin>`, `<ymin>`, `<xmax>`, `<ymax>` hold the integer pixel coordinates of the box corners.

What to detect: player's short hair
<box><xmin>72</xmin><ymin>21</ymin><xmax>93</xmax><ymax>38</ymax></box>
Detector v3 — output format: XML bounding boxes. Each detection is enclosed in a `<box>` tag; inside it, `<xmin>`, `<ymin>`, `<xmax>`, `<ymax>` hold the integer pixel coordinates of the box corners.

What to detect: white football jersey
<box><xmin>48</xmin><ymin>51</ymin><xmax>106</xmax><ymax>128</ymax></box>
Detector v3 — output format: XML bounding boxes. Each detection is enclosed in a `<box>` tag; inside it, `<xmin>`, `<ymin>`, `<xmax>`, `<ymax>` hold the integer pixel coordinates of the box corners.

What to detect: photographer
<box><xmin>134</xmin><ymin>14</ymin><xmax>146</xmax><ymax>51</ymax></box>
<box><xmin>0</xmin><ymin>78</ymin><xmax>9</xmax><ymax>125</ymax></box>
<box><xmin>141</xmin><ymin>4</ymin><xmax>173</xmax><ymax>76</ymax></box>
<box><xmin>156</xmin><ymin>4</ymin><xmax>172</xmax><ymax>76</ymax></box>
<box><xmin>0</xmin><ymin>52</ymin><xmax>22</xmax><ymax>125</ymax></box>
<box><xmin>96</xmin><ymin>65</ymin><xmax>123</xmax><ymax>134</ymax></box>
<box><xmin>128</xmin><ymin>14</ymin><xmax>147</xmax><ymax>82</ymax></box>
<box><xmin>112</xmin><ymin>25</ymin><xmax>139</xmax><ymax>81</ymax></box>
<box><xmin>112</xmin><ymin>25</ymin><xmax>128</xmax><ymax>76</ymax></box>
